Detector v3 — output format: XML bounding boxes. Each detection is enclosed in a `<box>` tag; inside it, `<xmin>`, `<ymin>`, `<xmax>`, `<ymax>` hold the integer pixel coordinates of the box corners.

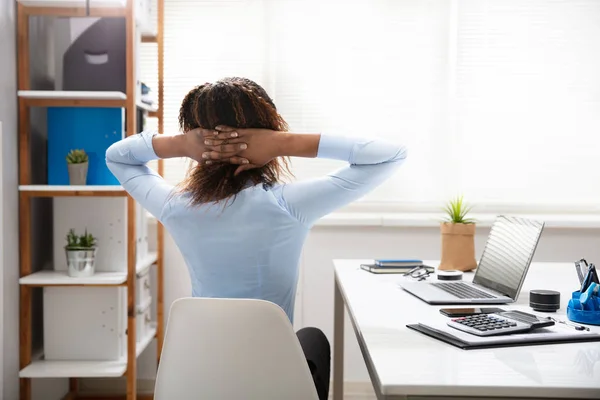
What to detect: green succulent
<box><xmin>66</xmin><ymin>149</ymin><xmax>88</xmax><ymax>164</ymax></box>
<box><xmin>65</xmin><ymin>229</ymin><xmax>79</xmax><ymax>248</ymax></box>
<box><xmin>65</xmin><ymin>228</ymin><xmax>97</xmax><ymax>250</ymax></box>
<box><xmin>443</xmin><ymin>195</ymin><xmax>475</xmax><ymax>224</ymax></box>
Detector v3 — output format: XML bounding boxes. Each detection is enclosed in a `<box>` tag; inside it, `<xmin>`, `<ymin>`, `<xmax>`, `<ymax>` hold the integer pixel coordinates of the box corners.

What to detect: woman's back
<box><xmin>105</xmin><ymin>77</ymin><xmax>407</xmax><ymax>323</ymax></box>
<box><xmin>165</xmin><ymin>184</ymin><xmax>307</xmax><ymax>320</ymax></box>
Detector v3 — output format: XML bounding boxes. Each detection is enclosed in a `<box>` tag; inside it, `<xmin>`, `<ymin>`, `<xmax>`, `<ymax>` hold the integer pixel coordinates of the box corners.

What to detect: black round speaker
<box><xmin>529</xmin><ymin>289</ymin><xmax>560</xmax><ymax>312</ymax></box>
<box><xmin>437</xmin><ymin>270</ymin><xmax>463</xmax><ymax>281</ymax></box>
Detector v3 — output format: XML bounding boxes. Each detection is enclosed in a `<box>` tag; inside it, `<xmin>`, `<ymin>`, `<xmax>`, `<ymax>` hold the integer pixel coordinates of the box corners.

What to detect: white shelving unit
<box><xmin>16</xmin><ymin>0</ymin><xmax>165</xmax><ymax>399</ymax></box>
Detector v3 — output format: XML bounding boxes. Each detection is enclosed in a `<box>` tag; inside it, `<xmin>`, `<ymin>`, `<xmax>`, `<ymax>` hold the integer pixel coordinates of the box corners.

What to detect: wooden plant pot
<box><xmin>439</xmin><ymin>222</ymin><xmax>477</xmax><ymax>272</ymax></box>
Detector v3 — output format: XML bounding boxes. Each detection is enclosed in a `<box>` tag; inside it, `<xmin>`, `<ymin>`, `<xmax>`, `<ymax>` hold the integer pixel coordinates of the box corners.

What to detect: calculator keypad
<box><xmin>448</xmin><ymin>314</ymin><xmax>528</xmax><ymax>336</ymax></box>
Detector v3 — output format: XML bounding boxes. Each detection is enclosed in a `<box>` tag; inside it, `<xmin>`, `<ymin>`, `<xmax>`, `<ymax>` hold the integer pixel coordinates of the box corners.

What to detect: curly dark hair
<box><xmin>177</xmin><ymin>77</ymin><xmax>291</xmax><ymax>205</ymax></box>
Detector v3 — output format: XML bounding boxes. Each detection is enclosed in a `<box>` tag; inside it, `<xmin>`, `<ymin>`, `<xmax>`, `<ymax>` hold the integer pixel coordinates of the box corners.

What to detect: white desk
<box><xmin>333</xmin><ymin>260</ymin><xmax>600</xmax><ymax>400</ymax></box>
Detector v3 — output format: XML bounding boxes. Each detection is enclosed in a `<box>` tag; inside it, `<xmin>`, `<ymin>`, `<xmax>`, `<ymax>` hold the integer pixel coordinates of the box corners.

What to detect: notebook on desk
<box><xmin>361</xmin><ymin>259</ymin><xmax>425</xmax><ymax>274</ymax></box>
<box><xmin>407</xmin><ymin>321</ymin><xmax>600</xmax><ymax>350</ymax></box>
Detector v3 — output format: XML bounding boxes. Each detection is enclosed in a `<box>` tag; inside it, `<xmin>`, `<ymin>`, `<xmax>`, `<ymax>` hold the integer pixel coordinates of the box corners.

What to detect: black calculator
<box><xmin>447</xmin><ymin>310</ymin><xmax>555</xmax><ymax>336</ymax></box>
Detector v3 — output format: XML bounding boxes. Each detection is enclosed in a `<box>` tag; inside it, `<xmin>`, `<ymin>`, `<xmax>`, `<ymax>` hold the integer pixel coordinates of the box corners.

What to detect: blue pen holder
<box><xmin>567</xmin><ymin>283</ymin><xmax>600</xmax><ymax>326</ymax></box>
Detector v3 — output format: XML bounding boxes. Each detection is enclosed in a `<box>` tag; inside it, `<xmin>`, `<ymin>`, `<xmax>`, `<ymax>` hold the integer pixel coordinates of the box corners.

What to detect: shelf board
<box><xmin>20</xmin><ymin>359</ymin><xmax>127</xmax><ymax>378</ymax></box>
<box><xmin>18</xmin><ymin>90</ymin><xmax>126</xmax><ymax>100</ymax></box>
<box><xmin>18</xmin><ymin>0</ymin><xmax>126</xmax><ymax>6</ymax></box>
<box><xmin>136</xmin><ymin>251</ymin><xmax>158</xmax><ymax>276</ymax></box>
<box><xmin>19</xmin><ymin>271</ymin><xmax>127</xmax><ymax>286</ymax></box>
<box><xmin>18</xmin><ymin>91</ymin><xmax>156</xmax><ymax>111</ymax></box>
<box><xmin>141</xmin><ymin>34</ymin><xmax>157</xmax><ymax>43</ymax></box>
<box><xmin>19</xmin><ymin>185</ymin><xmax>126</xmax><ymax>197</ymax></box>
<box><xmin>19</xmin><ymin>0</ymin><xmax>127</xmax><ymax>17</ymax></box>
<box><xmin>19</xmin><ymin>90</ymin><xmax>127</xmax><ymax>108</ymax></box>
<box><xmin>137</xmin><ymin>101</ymin><xmax>158</xmax><ymax>113</ymax></box>
<box><xmin>136</xmin><ymin>324</ymin><xmax>157</xmax><ymax>358</ymax></box>
<box><xmin>19</xmin><ymin>252</ymin><xmax>158</xmax><ymax>286</ymax></box>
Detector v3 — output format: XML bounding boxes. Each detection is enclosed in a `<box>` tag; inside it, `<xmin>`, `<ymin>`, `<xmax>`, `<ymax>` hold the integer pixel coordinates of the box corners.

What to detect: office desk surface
<box><xmin>333</xmin><ymin>260</ymin><xmax>600</xmax><ymax>399</ymax></box>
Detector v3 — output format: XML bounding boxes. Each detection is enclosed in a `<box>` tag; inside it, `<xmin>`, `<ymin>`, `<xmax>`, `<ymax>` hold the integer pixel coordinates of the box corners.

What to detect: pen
<box><xmin>546</xmin><ymin>317</ymin><xmax>590</xmax><ymax>331</ymax></box>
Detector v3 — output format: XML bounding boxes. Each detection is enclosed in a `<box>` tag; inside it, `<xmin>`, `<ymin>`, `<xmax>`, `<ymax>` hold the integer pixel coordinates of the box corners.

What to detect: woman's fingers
<box><xmin>202</xmin><ymin>150</ymin><xmax>238</xmax><ymax>161</ymax></box>
<box><xmin>204</xmin><ymin>157</ymin><xmax>250</xmax><ymax>166</ymax></box>
<box><xmin>204</xmin><ymin>143</ymin><xmax>247</xmax><ymax>154</ymax></box>
<box><xmin>228</xmin><ymin>156</ymin><xmax>250</xmax><ymax>165</ymax></box>
<box><xmin>189</xmin><ymin>127</ymin><xmax>218</xmax><ymax>137</ymax></box>
<box><xmin>203</xmin><ymin>138</ymin><xmax>245</xmax><ymax>147</ymax></box>
<box><xmin>200</xmin><ymin>127</ymin><xmax>240</xmax><ymax>140</ymax></box>
<box><xmin>234</xmin><ymin>163</ymin><xmax>259</xmax><ymax>175</ymax></box>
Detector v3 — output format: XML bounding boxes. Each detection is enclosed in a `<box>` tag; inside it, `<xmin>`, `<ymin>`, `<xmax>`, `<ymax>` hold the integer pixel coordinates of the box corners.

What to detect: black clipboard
<box><xmin>406</xmin><ymin>324</ymin><xmax>600</xmax><ymax>350</ymax></box>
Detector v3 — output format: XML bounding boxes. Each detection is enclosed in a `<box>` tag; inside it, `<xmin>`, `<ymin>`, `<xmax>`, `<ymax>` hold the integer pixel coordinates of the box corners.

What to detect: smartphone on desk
<box><xmin>439</xmin><ymin>307</ymin><xmax>506</xmax><ymax>317</ymax></box>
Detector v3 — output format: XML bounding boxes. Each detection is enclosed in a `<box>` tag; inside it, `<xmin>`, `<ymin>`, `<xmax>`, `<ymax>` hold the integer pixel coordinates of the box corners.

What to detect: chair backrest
<box><xmin>154</xmin><ymin>298</ymin><xmax>319</xmax><ymax>400</ymax></box>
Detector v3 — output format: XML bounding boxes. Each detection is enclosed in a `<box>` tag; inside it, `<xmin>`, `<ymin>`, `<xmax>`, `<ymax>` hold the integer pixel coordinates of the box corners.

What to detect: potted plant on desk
<box><xmin>439</xmin><ymin>195</ymin><xmax>477</xmax><ymax>272</ymax></box>
<box><xmin>65</xmin><ymin>228</ymin><xmax>98</xmax><ymax>277</ymax></box>
<box><xmin>66</xmin><ymin>149</ymin><xmax>89</xmax><ymax>185</ymax></box>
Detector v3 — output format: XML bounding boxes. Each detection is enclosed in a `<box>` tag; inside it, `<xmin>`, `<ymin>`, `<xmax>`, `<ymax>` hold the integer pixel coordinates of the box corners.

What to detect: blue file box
<box><xmin>47</xmin><ymin>107</ymin><xmax>124</xmax><ymax>185</ymax></box>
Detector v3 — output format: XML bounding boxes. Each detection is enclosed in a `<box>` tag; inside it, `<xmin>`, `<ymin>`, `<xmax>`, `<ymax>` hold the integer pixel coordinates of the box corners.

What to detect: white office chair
<box><xmin>154</xmin><ymin>297</ymin><xmax>320</xmax><ymax>400</ymax></box>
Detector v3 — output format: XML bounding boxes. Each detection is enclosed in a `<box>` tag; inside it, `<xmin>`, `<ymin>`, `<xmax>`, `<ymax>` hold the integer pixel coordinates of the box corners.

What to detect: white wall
<box><xmin>0</xmin><ymin>0</ymin><xmax>19</xmax><ymax>398</ymax></box>
<box><xmin>141</xmin><ymin>221</ymin><xmax>600</xmax><ymax>382</ymax></box>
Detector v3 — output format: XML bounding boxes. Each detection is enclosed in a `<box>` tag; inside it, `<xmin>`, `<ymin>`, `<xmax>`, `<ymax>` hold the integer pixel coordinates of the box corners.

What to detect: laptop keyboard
<box><xmin>432</xmin><ymin>282</ymin><xmax>497</xmax><ymax>299</ymax></box>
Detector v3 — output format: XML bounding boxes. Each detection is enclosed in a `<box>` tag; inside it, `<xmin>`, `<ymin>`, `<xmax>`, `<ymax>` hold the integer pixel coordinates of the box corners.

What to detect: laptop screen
<box><xmin>473</xmin><ymin>216</ymin><xmax>545</xmax><ymax>299</ymax></box>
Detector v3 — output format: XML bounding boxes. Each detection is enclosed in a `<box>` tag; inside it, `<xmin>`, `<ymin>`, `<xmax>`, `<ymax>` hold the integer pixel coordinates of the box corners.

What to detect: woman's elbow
<box><xmin>395</xmin><ymin>145</ymin><xmax>408</xmax><ymax>162</ymax></box>
<box><xmin>105</xmin><ymin>144</ymin><xmax>122</xmax><ymax>172</ymax></box>
<box><xmin>386</xmin><ymin>144</ymin><xmax>407</xmax><ymax>165</ymax></box>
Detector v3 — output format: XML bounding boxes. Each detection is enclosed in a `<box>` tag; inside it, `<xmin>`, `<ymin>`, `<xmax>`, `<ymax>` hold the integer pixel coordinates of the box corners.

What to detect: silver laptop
<box><xmin>400</xmin><ymin>215</ymin><xmax>545</xmax><ymax>304</ymax></box>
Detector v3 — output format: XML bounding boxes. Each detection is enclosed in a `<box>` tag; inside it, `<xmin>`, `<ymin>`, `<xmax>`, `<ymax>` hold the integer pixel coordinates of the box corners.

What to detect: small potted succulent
<box><xmin>65</xmin><ymin>228</ymin><xmax>98</xmax><ymax>277</ymax></box>
<box><xmin>439</xmin><ymin>195</ymin><xmax>477</xmax><ymax>272</ymax></box>
<box><xmin>66</xmin><ymin>149</ymin><xmax>89</xmax><ymax>185</ymax></box>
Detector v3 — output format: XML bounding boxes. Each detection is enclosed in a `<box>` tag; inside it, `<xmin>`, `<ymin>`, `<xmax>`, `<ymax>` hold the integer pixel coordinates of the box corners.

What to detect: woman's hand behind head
<box><xmin>184</xmin><ymin>127</ymin><xmax>250</xmax><ymax>166</ymax></box>
<box><xmin>201</xmin><ymin>125</ymin><xmax>286</xmax><ymax>175</ymax></box>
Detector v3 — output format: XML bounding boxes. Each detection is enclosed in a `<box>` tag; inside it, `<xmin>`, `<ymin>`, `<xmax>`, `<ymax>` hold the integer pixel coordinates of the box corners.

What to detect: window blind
<box><xmin>139</xmin><ymin>0</ymin><xmax>600</xmax><ymax>211</ymax></box>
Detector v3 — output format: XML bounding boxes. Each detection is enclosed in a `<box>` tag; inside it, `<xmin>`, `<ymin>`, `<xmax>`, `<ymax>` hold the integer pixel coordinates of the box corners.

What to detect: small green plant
<box><xmin>66</xmin><ymin>229</ymin><xmax>79</xmax><ymax>248</ymax></box>
<box><xmin>443</xmin><ymin>195</ymin><xmax>475</xmax><ymax>224</ymax></box>
<box><xmin>66</xmin><ymin>149</ymin><xmax>88</xmax><ymax>164</ymax></box>
<box><xmin>65</xmin><ymin>228</ymin><xmax>97</xmax><ymax>250</ymax></box>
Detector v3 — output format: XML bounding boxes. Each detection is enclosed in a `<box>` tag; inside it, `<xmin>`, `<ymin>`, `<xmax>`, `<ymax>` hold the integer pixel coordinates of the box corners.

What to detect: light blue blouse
<box><xmin>106</xmin><ymin>131</ymin><xmax>407</xmax><ymax>322</ymax></box>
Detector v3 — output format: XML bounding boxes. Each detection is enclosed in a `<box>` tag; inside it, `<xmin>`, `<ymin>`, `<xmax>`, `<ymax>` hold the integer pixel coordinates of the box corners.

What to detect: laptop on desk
<box><xmin>400</xmin><ymin>215</ymin><xmax>545</xmax><ymax>305</ymax></box>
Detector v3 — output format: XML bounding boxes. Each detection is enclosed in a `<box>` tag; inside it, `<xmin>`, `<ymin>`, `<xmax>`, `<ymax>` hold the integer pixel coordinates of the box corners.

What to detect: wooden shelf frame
<box><xmin>16</xmin><ymin>1</ymin><xmax>165</xmax><ymax>399</ymax></box>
